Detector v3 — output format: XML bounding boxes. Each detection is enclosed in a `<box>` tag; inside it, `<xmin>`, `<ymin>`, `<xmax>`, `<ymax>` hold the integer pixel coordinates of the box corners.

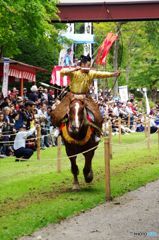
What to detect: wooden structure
<box><xmin>54</xmin><ymin>0</ymin><xmax>159</xmax><ymax>22</ymax></box>
<box><xmin>0</xmin><ymin>58</ymin><xmax>47</xmax><ymax>96</ymax></box>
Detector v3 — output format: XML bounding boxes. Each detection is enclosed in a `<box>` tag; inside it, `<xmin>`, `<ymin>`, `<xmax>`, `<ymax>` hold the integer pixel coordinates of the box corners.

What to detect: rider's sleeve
<box><xmin>60</xmin><ymin>68</ymin><xmax>75</xmax><ymax>77</ymax></box>
<box><xmin>90</xmin><ymin>70</ymin><xmax>115</xmax><ymax>79</ymax></box>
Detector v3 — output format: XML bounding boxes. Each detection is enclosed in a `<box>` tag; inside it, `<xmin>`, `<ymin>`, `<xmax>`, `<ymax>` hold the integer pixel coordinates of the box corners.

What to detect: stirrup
<box><xmin>95</xmin><ymin>135</ymin><xmax>101</xmax><ymax>142</ymax></box>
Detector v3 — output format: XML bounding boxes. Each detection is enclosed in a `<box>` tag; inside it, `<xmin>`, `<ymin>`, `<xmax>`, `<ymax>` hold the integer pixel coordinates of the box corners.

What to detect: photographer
<box><xmin>13</xmin><ymin>124</ymin><xmax>37</xmax><ymax>161</ymax></box>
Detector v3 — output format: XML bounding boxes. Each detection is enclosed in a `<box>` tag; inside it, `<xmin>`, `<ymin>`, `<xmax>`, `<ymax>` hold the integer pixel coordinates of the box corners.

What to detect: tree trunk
<box><xmin>0</xmin><ymin>46</ymin><xmax>3</xmax><ymax>58</ymax></box>
<box><xmin>150</xmin><ymin>88</ymin><xmax>159</xmax><ymax>102</ymax></box>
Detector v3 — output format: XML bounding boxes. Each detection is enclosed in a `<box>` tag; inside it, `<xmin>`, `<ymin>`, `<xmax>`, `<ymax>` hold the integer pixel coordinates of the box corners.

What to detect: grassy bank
<box><xmin>0</xmin><ymin>132</ymin><xmax>159</xmax><ymax>240</ymax></box>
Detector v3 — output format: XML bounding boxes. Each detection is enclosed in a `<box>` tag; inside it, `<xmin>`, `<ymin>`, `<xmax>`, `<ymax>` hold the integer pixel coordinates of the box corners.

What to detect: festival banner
<box><xmin>2</xmin><ymin>58</ymin><xmax>10</xmax><ymax>98</ymax></box>
<box><xmin>119</xmin><ymin>85</ymin><xmax>128</xmax><ymax>102</ymax></box>
<box><xmin>50</xmin><ymin>66</ymin><xmax>70</xmax><ymax>87</ymax></box>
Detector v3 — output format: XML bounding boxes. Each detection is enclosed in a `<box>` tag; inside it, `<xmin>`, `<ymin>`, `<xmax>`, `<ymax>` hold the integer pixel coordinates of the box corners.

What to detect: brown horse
<box><xmin>60</xmin><ymin>98</ymin><xmax>99</xmax><ymax>190</ymax></box>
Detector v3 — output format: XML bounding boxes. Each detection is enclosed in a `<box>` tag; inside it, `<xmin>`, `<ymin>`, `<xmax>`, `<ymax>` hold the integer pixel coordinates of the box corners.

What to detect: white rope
<box><xmin>0</xmin><ymin>131</ymin><xmax>158</xmax><ymax>159</ymax></box>
<box><xmin>0</xmin><ymin>132</ymin><xmax>54</xmax><ymax>144</ymax></box>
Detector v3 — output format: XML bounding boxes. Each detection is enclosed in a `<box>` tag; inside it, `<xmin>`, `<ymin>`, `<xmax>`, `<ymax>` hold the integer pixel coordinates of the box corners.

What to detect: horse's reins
<box><xmin>84</xmin><ymin>108</ymin><xmax>103</xmax><ymax>136</ymax></box>
<box><xmin>69</xmin><ymin>96</ymin><xmax>103</xmax><ymax>136</ymax></box>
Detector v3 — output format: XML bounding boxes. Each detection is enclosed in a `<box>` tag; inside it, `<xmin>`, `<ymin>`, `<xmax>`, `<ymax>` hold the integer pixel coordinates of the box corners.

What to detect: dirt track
<box><xmin>21</xmin><ymin>179</ymin><xmax>159</xmax><ymax>240</ymax></box>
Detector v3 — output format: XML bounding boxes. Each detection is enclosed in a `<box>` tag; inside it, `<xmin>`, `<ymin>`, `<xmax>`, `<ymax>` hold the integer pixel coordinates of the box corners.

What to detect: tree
<box><xmin>0</xmin><ymin>0</ymin><xmax>59</xmax><ymax>57</ymax></box>
<box><xmin>15</xmin><ymin>28</ymin><xmax>62</xmax><ymax>83</ymax></box>
<box><xmin>122</xmin><ymin>21</ymin><xmax>159</xmax><ymax>100</ymax></box>
<box><xmin>93</xmin><ymin>21</ymin><xmax>159</xmax><ymax>101</ymax></box>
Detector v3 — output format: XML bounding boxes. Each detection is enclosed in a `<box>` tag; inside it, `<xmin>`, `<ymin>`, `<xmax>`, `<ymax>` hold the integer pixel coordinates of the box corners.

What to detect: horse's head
<box><xmin>68</xmin><ymin>99</ymin><xmax>85</xmax><ymax>134</ymax></box>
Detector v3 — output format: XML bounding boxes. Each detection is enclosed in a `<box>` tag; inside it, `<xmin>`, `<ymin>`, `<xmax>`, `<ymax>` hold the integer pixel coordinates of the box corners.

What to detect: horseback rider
<box><xmin>51</xmin><ymin>55</ymin><xmax>120</xmax><ymax>141</ymax></box>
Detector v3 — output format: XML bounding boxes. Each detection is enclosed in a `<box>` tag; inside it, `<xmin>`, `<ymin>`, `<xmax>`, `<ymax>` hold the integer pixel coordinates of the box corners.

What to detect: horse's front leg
<box><xmin>69</xmin><ymin>156</ymin><xmax>80</xmax><ymax>190</ymax></box>
<box><xmin>83</xmin><ymin>151</ymin><xmax>95</xmax><ymax>183</ymax></box>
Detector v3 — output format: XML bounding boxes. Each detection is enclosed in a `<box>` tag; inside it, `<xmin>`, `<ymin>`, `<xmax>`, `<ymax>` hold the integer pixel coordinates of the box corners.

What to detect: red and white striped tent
<box><xmin>0</xmin><ymin>58</ymin><xmax>47</xmax><ymax>96</ymax></box>
<box><xmin>50</xmin><ymin>66</ymin><xmax>70</xmax><ymax>87</ymax></box>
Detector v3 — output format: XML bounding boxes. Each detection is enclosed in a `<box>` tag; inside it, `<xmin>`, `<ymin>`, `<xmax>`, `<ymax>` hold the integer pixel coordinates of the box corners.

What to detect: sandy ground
<box><xmin>21</xmin><ymin>180</ymin><xmax>159</xmax><ymax>240</ymax></box>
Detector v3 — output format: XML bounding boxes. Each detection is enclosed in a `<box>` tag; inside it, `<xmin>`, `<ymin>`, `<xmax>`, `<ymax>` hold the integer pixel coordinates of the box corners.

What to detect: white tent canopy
<box><xmin>60</xmin><ymin>33</ymin><xmax>94</xmax><ymax>44</ymax></box>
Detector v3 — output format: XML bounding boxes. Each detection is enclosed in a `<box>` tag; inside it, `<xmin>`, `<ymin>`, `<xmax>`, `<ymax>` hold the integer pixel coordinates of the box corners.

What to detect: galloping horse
<box><xmin>60</xmin><ymin>97</ymin><xmax>100</xmax><ymax>190</ymax></box>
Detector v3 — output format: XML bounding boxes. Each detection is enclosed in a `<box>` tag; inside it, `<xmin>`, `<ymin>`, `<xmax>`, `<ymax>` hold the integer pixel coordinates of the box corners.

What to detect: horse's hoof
<box><xmin>72</xmin><ymin>184</ymin><xmax>80</xmax><ymax>191</ymax></box>
<box><xmin>84</xmin><ymin>170</ymin><xmax>93</xmax><ymax>183</ymax></box>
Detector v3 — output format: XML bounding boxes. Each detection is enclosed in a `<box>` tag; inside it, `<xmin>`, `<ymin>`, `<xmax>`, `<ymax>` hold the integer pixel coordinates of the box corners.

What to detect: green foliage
<box><xmin>74</xmin><ymin>22</ymin><xmax>85</xmax><ymax>34</ymax></box>
<box><xmin>94</xmin><ymin>21</ymin><xmax>159</xmax><ymax>101</ymax></box>
<box><xmin>0</xmin><ymin>0</ymin><xmax>59</xmax><ymax>57</ymax></box>
<box><xmin>15</xmin><ymin>27</ymin><xmax>61</xmax><ymax>83</ymax></box>
<box><xmin>0</xmin><ymin>0</ymin><xmax>67</xmax><ymax>83</ymax></box>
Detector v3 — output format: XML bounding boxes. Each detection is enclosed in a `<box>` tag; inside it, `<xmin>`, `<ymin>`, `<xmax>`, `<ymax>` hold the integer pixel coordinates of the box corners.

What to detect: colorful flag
<box><xmin>96</xmin><ymin>32</ymin><xmax>118</xmax><ymax>65</ymax></box>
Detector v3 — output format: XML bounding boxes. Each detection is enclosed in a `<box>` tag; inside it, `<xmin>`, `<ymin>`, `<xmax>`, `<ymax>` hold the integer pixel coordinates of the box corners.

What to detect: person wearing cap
<box><xmin>51</xmin><ymin>54</ymin><xmax>120</xmax><ymax>142</ymax></box>
<box><xmin>13</xmin><ymin>124</ymin><xmax>37</xmax><ymax>161</ymax></box>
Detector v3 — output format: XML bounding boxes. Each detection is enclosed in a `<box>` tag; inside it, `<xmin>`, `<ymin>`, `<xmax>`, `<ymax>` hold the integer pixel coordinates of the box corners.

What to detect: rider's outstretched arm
<box><xmin>60</xmin><ymin>66</ymin><xmax>81</xmax><ymax>77</ymax></box>
<box><xmin>90</xmin><ymin>70</ymin><xmax>120</xmax><ymax>79</ymax></box>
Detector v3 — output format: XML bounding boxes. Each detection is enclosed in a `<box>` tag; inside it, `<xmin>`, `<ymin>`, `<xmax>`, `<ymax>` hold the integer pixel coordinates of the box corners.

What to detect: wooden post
<box><xmin>36</xmin><ymin>125</ymin><xmax>41</xmax><ymax>160</ymax></box>
<box><xmin>147</xmin><ymin>118</ymin><xmax>151</xmax><ymax>149</ymax></box>
<box><xmin>20</xmin><ymin>78</ymin><xmax>24</xmax><ymax>97</ymax></box>
<box><xmin>158</xmin><ymin>129</ymin><xmax>159</xmax><ymax>151</ymax></box>
<box><xmin>103</xmin><ymin>119</ymin><xmax>107</xmax><ymax>137</ymax></box>
<box><xmin>108</xmin><ymin>121</ymin><xmax>112</xmax><ymax>159</ymax></box>
<box><xmin>144</xmin><ymin>115</ymin><xmax>147</xmax><ymax>138</ymax></box>
<box><xmin>104</xmin><ymin>137</ymin><xmax>111</xmax><ymax>201</ymax></box>
<box><xmin>57</xmin><ymin>135</ymin><xmax>62</xmax><ymax>173</ymax></box>
<box><xmin>118</xmin><ymin>117</ymin><xmax>122</xmax><ymax>144</ymax></box>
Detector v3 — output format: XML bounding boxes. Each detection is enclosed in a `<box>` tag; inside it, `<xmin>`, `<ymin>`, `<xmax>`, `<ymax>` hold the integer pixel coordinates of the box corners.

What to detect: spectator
<box><xmin>135</xmin><ymin>117</ymin><xmax>145</xmax><ymax>132</ymax></box>
<box><xmin>28</xmin><ymin>85</ymin><xmax>39</xmax><ymax>103</ymax></box>
<box><xmin>150</xmin><ymin>115</ymin><xmax>159</xmax><ymax>134</ymax></box>
<box><xmin>38</xmin><ymin>102</ymin><xmax>50</xmax><ymax>148</ymax></box>
<box><xmin>13</xmin><ymin>124</ymin><xmax>36</xmax><ymax>161</ymax></box>
<box><xmin>64</xmin><ymin>48</ymin><xmax>73</xmax><ymax>66</ymax></box>
<box><xmin>125</xmin><ymin>102</ymin><xmax>134</xmax><ymax>129</ymax></box>
<box><xmin>0</xmin><ymin>111</ymin><xmax>15</xmax><ymax>156</ymax></box>
<box><xmin>154</xmin><ymin>112</ymin><xmax>159</xmax><ymax>127</ymax></box>
<box><xmin>23</xmin><ymin>88</ymin><xmax>28</xmax><ymax>101</ymax></box>
<box><xmin>22</xmin><ymin>101</ymin><xmax>35</xmax><ymax>129</ymax></box>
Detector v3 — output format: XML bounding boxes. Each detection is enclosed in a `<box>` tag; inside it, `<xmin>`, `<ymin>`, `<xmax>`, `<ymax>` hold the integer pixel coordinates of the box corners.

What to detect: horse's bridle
<box><xmin>68</xmin><ymin>95</ymin><xmax>86</xmax><ymax>132</ymax></box>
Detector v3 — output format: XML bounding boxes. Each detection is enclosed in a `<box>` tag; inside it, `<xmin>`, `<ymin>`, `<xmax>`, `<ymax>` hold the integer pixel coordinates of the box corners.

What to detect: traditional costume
<box><xmin>51</xmin><ymin>61</ymin><xmax>118</xmax><ymax>135</ymax></box>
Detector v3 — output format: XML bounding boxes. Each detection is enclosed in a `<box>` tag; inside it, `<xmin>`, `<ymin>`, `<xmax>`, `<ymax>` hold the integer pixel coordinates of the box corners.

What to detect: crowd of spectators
<box><xmin>93</xmin><ymin>88</ymin><xmax>159</xmax><ymax>135</ymax></box>
<box><xmin>0</xmin><ymin>84</ymin><xmax>159</xmax><ymax>159</ymax></box>
<box><xmin>0</xmin><ymin>85</ymin><xmax>57</xmax><ymax>158</ymax></box>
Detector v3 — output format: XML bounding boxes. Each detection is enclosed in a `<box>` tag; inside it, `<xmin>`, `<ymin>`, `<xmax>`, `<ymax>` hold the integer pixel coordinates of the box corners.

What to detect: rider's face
<box><xmin>81</xmin><ymin>62</ymin><xmax>90</xmax><ymax>67</ymax></box>
<box><xmin>81</xmin><ymin>62</ymin><xmax>91</xmax><ymax>72</ymax></box>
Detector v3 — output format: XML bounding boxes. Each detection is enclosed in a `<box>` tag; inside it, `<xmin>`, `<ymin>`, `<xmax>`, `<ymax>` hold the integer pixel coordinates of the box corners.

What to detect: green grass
<box><xmin>0</xmin><ymin>132</ymin><xmax>159</xmax><ymax>240</ymax></box>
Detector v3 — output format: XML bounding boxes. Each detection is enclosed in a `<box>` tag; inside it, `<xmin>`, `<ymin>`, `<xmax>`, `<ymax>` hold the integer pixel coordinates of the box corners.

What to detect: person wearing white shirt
<box><xmin>113</xmin><ymin>105</ymin><xmax>120</xmax><ymax>117</ymax></box>
<box><xmin>13</xmin><ymin>125</ymin><xmax>36</xmax><ymax>161</ymax></box>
